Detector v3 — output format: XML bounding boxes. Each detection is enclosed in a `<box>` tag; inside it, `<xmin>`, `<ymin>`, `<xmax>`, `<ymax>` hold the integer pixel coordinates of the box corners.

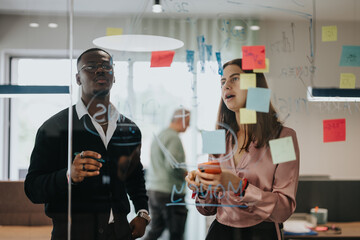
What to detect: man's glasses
<box><xmin>79</xmin><ymin>62</ymin><xmax>114</xmax><ymax>73</ymax></box>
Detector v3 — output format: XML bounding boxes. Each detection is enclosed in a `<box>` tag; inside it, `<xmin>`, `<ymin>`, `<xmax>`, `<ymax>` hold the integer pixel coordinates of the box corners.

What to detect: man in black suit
<box><xmin>25</xmin><ymin>48</ymin><xmax>150</xmax><ymax>240</ymax></box>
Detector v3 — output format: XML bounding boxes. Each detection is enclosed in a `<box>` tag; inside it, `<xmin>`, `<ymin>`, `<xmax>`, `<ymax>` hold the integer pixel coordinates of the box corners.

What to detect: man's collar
<box><xmin>75</xmin><ymin>99</ymin><xmax>120</xmax><ymax>122</ymax></box>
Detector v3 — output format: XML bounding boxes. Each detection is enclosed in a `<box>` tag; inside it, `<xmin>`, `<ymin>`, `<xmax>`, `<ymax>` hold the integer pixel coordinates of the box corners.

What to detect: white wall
<box><xmin>258</xmin><ymin>18</ymin><xmax>360</xmax><ymax>179</ymax></box>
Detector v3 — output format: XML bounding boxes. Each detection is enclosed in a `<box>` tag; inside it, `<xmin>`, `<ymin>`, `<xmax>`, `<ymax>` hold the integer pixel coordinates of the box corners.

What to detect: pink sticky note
<box><xmin>242</xmin><ymin>46</ymin><xmax>266</xmax><ymax>70</ymax></box>
<box><xmin>323</xmin><ymin>118</ymin><xmax>346</xmax><ymax>143</ymax></box>
<box><xmin>150</xmin><ymin>51</ymin><xmax>175</xmax><ymax>67</ymax></box>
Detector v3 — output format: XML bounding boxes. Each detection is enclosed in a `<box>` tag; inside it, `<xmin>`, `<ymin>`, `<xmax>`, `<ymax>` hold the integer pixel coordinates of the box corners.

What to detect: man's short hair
<box><xmin>171</xmin><ymin>108</ymin><xmax>190</xmax><ymax>123</ymax></box>
<box><xmin>77</xmin><ymin>48</ymin><xmax>112</xmax><ymax>70</ymax></box>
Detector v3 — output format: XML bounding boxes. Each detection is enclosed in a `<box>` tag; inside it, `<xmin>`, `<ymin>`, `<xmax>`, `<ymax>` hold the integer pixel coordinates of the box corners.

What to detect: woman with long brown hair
<box><xmin>185</xmin><ymin>58</ymin><xmax>300</xmax><ymax>240</ymax></box>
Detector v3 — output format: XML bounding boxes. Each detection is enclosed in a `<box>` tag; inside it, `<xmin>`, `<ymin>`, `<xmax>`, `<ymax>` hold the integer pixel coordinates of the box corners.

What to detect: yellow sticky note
<box><xmin>240</xmin><ymin>73</ymin><xmax>256</xmax><ymax>89</ymax></box>
<box><xmin>240</xmin><ymin>108</ymin><xmax>256</xmax><ymax>124</ymax></box>
<box><xmin>340</xmin><ymin>73</ymin><xmax>356</xmax><ymax>89</ymax></box>
<box><xmin>106</xmin><ymin>27</ymin><xmax>123</xmax><ymax>36</ymax></box>
<box><xmin>254</xmin><ymin>58</ymin><xmax>269</xmax><ymax>73</ymax></box>
<box><xmin>322</xmin><ymin>25</ymin><xmax>337</xmax><ymax>42</ymax></box>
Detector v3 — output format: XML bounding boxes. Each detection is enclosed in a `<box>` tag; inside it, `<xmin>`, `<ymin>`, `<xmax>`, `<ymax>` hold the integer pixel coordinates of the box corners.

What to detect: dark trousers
<box><xmin>144</xmin><ymin>190</ymin><xmax>188</xmax><ymax>240</ymax></box>
<box><xmin>206</xmin><ymin>219</ymin><xmax>281</xmax><ymax>240</ymax></box>
<box><xmin>51</xmin><ymin>213</ymin><xmax>132</xmax><ymax>240</ymax></box>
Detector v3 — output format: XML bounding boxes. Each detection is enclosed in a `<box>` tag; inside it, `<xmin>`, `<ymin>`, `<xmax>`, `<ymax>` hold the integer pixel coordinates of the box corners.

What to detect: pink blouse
<box><xmin>196</xmin><ymin>127</ymin><xmax>300</xmax><ymax>228</ymax></box>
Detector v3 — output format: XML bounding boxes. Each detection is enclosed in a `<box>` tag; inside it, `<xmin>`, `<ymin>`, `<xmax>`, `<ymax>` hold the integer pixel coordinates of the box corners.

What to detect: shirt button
<box><xmin>99</xmin><ymin>228</ymin><xmax>104</xmax><ymax>234</ymax></box>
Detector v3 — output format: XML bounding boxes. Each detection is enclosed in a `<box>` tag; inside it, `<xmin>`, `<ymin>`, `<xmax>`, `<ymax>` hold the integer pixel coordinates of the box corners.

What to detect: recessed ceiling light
<box><xmin>233</xmin><ymin>25</ymin><xmax>244</xmax><ymax>31</ymax></box>
<box><xmin>152</xmin><ymin>0</ymin><xmax>162</xmax><ymax>13</ymax></box>
<box><xmin>48</xmin><ymin>23</ymin><xmax>58</xmax><ymax>28</ymax></box>
<box><xmin>250</xmin><ymin>25</ymin><xmax>260</xmax><ymax>31</ymax></box>
<box><xmin>29</xmin><ymin>23</ymin><xmax>39</xmax><ymax>28</ymax></box>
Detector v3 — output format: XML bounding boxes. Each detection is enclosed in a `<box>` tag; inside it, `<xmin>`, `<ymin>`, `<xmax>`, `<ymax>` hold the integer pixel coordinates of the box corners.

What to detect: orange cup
<box><xmin>198</xmin><ymin>161</ymin><xmax>221</xmax><ymax>174</ymax></box>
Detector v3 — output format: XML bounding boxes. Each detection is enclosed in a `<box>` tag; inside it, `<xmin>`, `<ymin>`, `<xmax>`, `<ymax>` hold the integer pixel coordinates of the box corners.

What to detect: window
<box><xmin>7</xmin><ymin>58</ymin><xmax>128</xmax><ymax>180</ymax></box>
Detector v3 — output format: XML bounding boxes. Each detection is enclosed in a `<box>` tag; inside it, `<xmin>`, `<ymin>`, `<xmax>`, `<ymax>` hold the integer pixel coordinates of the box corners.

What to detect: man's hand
<box><xmin>129</xmin><ymin>216</ymin><xmax>147</xmax><ymax>239</ymax></box>
<box><xmin>71</xmin><ymin>151</ymin><xmax>102</xmax><ymax>183</ymax></box>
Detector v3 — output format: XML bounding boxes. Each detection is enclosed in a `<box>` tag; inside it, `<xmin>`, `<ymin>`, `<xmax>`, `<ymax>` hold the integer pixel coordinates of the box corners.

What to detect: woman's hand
<box><xmin>185</xmin><ymin>170</ymin><xmax>200</xmax><ymax>191</ymax></box>
<box><xmin>197</xmin><ymin>169</ymin><xmax>242</xmax><ymax>193</ymax></box>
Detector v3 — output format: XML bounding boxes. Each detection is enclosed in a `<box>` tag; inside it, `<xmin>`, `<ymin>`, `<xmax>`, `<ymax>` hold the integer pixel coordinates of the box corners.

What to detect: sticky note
<box><xmin>240</xmin><ymin>73</ymin><xmax>256</xmax><ymax>89</ymax></box>
<box><xmin>246</xmin><ymin>88</ymin><xmax>271</xmax><ymax>113</ymax></box>
<box><xmin>269</xmin><ymin>136</ymin><xmax>296</xmax><ymax>164</ymax></box>
<box><xmin>242</xmin><ymin>45</ymin><xmax>266</xmax><ymax>70</ymax></box>
<box><xmin>106</xmin><ymin>27</ymin><xmax>123</xmax><ymax>36</ymax></box>
<box><xmin>150</xmin><ymin>51</ymin><xmax>175</xmax><ymax>67</ymax></box>
<box><xmin>216</xmin><ymin>52</ymin><xmax>223</xmax><ymax>75</ymax></box>
<box><xmin>339</xmin><ymin>45</ymin><xmax>360</xmax><ymax>67</ymax></box>
<box><xmin>340</xmin><ymin>73</ymin><xmax>356</xmax><ymax>89</ymax></box>
<box><xmin>201</xmin><ymin>129</ymin><xmax>226</xmax><ymax>154</ymax></box>
<box><xmin>186</xmin><ymin>50</ymin><xmax>195</xmax><ymax>72</ymax></box>
<box><xmin>323</xmin><ymin>118</ymin><xmax>346</xmax><ymax>143</ymax></box>
<box><xmin>240</xmin><ymin>108</ymin><xmax>256</xmax><ymax>124</ymax></box>
<box><xmin>254</xmin><ymin>58</ymin><xmax>270</xmax><ymax>73</ymax></box>
<box><xmin>322</xmin><ymin>25</ymin><xmax>337</xmax><ymax>42</ymax></box>
<box><xmin>205</xmin><ymin>44</ymin><xmax>212</xmax><ymax>61</ymax></box>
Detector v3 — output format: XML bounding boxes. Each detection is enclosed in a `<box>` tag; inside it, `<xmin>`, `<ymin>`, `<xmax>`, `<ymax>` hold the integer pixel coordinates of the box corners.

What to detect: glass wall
<box><xmin>1</xmin><ymin>0</ymin><xmax>360</xmax><ymax>239</ymax></box>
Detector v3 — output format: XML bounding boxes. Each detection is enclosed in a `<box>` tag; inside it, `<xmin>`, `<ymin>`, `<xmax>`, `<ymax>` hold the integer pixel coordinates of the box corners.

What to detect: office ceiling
<box><xmin>0</xmin><ymin>0</ymin><xmax>358</xmax><ymax>21</ymax></box>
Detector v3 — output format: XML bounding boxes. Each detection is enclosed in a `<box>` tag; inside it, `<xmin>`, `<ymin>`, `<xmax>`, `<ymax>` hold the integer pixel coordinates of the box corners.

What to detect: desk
<box><xmin>284</xmin><ymin>222</ymin><xmax>360</xmax><ymax>239</ymax></box>
<box><xmin>0</xmin><ymin>225</ymin><xmax>52</xmax><ymax>240</ymax></box>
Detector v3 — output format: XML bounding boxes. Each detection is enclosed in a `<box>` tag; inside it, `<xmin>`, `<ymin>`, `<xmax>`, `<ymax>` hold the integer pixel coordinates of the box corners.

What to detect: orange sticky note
<box><xmin>323</xmin><ymin>118</ymin><xmax>346</xmax><ymax>143</ymax></box>
<box><xmin>242</xmin><ymin>45</ymin><xmax>266</xmax><ymax>70</ymax></box>
<box><xmin>150</xmin><ymin>51</ymin><xmax>175</xmax><ymax>67</ymax></box>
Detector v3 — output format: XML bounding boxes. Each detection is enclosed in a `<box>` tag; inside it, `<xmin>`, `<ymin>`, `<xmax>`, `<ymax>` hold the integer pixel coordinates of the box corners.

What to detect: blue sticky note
<box><xmin>186</xmin><ymin>50</ymin><xmax>195</xmax><ymax>72</ymax></box>
<box><xmin>246</xmin><ymin>88</ymin><xmax>271</xmax><ymax>113</ymax></box>
<box><xmin>205</xmin><ymin>44</ymin><xmax>212</xmax><ymax>61</ymax></box>
<box><xmin>201</xmin><ymin>129</ymin><xmax>226</xmax><ymax>154</ymax></box>
<box><xmin>197</xmin><ymin>35</ymin><xmax>206</xmax><ymax>73</ymax></box>
<box><xmin>215</xmin><ymin>52</ymin><xmax>223</xmax><ymax>75</ymax></box>
<box><xmin>339</xmin><ymin>45</ymin><xmax>360</xmax><ymax>67</ymax></box>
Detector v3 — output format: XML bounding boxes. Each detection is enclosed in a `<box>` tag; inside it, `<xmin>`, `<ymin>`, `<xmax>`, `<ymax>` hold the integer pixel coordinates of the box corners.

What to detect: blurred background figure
<box><xmin>144</xmin><ymin>108</ymin><xmax>190</xmax><ymax>240</ymax></box>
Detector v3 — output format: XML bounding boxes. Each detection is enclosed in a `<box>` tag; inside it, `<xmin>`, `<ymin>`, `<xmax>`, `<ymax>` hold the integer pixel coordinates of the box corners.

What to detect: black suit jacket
<box><xmin>25</xmin><ymin>105</ymin><xmax>148</xmax><ymax>239</ymax></box>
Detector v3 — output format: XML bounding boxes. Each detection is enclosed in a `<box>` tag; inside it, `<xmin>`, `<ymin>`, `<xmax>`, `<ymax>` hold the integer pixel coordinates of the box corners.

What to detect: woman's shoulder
<box><xmin>279</xmin><ymin>126</ymin><xmax>297</xmax><ymax>138</ymax></box>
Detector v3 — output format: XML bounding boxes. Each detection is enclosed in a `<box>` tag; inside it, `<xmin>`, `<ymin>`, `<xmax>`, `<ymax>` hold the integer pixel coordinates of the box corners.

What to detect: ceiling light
<box><xmin>48</xmin><ymin>23</ymin><xmax>58</xmax><ymax>28</ymax></box>
<box><xmin>250</xmin><ymin>25</ymin><xmax>260</xmax><ymax>31</ymax></box>
<box><xmin>93</xmin><ymin>34</ymin><xmax>184</xmax><ymax>52</ymax></box>
<box><xmin>152</xmin><ymin>0</ymin><xmax>162</xmax><ymax>13</ymax></box>
<box><xmin>233</xmin><ymin>25</ymin><xmax>244</xmax><ymax>31</ymax></box>
<box><xmin>29</xmin><ymin>23</ymin><xmax>39</xmax><ymax>28</ymax></box>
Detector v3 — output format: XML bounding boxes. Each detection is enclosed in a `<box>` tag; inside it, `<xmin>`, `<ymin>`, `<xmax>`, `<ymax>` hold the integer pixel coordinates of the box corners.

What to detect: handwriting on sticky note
<box><xmin>254</xmin><ymin>58</ymin><xmax>269</xmax><ymax>73</ymax></box>
<box><xmin>106</xmin><ymin>27</ymin><xmax>123</xmax><ymax>36</ymax></box>
<box><xmin>339</xmin><ymin>46</ymin><xmax>360</xmax><ymax>67</ymax></box>
<box><xmin>150</xmin><ymin>51</ymin><xmax>175</xmax><ymax>67</ymax></box>
<box><xmin>246</xmin><ymin>88</ymin><xmax>271</xmax><ymax>113</ymax></box>
<box><xmin>269</xmin><ymin>136</ymin><xmax>296</xmax><ymax>164</ymax></box>
<box><xmin>201</xmin><ymin>129</ymin><xmax>226</xmax><ymax>154</ymax></box>
<box><xmin>340</xmin><ymin>73</ymin><xmax>356</xmax><ymax>89</ymax></box>
<box><xmin>240</xmin><ymin>73</ymin><xmax>256</xmax><ymax>89</ymax></box>
<box><xmin>322</xmin><ymin>25</ymin><xmax>337</xmax><ymax>42</ymax></box>
<box><xmin>323</xmin><ymin>119</ymin><xmax>346</xmax><ymax>143</ymax></box>
<box><xmin>240</xmin><ymin>108</ymin><xmax>256</xmax><ymax>124</ymax></box>
<box><xmin>242</xmin><ymin>46</ymin><xmax>266</xmax><ymax>70</ymax></box>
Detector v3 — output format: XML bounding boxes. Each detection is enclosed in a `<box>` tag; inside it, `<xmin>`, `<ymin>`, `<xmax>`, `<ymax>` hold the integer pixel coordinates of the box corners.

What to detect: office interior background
<box><xmin>0</xmin><ymin>0</ymin><xmax>360</xmax><ymax>239</ymax></box>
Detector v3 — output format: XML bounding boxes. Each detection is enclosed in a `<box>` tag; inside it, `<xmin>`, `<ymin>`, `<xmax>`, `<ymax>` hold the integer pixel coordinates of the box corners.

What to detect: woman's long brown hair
<box><xmin>216</xmin><ymin>58</ymin><xmax>283</xmax><ymax>151</ymax></box>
